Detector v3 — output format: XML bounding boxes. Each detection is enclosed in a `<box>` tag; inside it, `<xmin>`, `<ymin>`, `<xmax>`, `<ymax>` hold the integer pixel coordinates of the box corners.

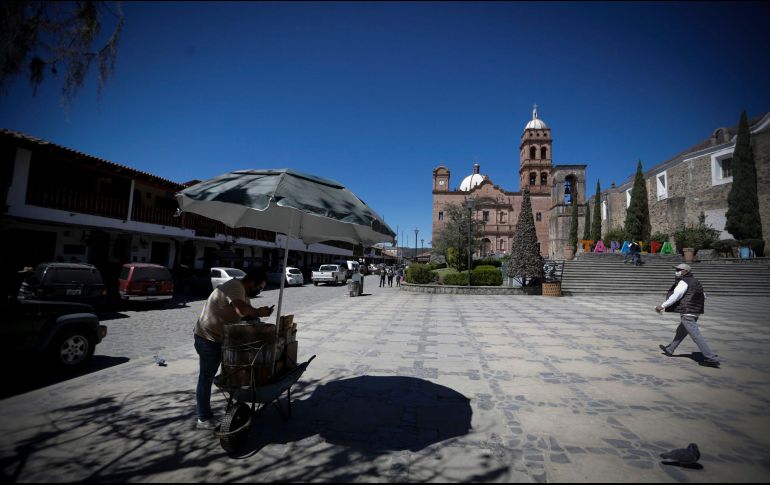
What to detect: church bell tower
<box><xmin>519</xmin><ymin>104</ymin><xmax>552</xmax><ymax>195</ymax></box>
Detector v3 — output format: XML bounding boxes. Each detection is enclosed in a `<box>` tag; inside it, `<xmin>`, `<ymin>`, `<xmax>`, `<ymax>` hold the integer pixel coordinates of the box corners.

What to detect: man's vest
<box><xmin>665</xmin><ymin>274</ymin><xmax>705</xmax><ymax>314</ymax></box>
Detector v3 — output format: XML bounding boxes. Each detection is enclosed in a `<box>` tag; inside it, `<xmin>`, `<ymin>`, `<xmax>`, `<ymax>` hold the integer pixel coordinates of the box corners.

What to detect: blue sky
<box><xmin>2</xmin><ymin>1</ymin><xmax>770</xmax><ymax>248</ymax></box>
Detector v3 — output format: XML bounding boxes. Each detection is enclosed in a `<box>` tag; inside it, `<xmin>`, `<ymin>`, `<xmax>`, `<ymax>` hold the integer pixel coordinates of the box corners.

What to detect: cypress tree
<box><xmin>591</xmin><ymin>179</ymin><xmax>602</xmax><ymax>242</ymax></box>
<box><xmin>508</xmin><ymin>187</ymin><xmax>544</xmax><ymax>284</ymax></box>
<box><xmin>583</xmin><ymin>202</ymin><xmax>591</xmax><ymax>241</ymax></box>
<box><xmin>568</xmin><ymin>195</ymin><xmax>579</xmax><ymax>251</ymax></box>
<box><xmin>624</xmin><ymin>160</ymin><xmax>651</xmax><ymax>241</ymax></box>
<box><xmin>725</xmin><ymin>111</ymin><xmax>763</xmax><ymax>241</ymax></box>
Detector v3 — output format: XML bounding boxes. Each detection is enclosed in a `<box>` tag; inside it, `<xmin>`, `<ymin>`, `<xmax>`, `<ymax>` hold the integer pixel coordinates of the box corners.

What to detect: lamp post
<box><xmin>421</xmin><ymin>238</ymin><xmax>424</xmax><ymax>262</ymax></box>
<box><xmin>414</xmin><ymin>228</ymin><xmax>419</xmax><ymax>264</ymax></box>
<box><xmin>465</xmin><ymin>196</ymin><xmax>474</xmax><ymax>287</ymax></box>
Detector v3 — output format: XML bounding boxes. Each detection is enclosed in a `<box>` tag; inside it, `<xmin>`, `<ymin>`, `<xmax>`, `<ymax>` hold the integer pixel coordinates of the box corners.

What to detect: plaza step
<box><xmin>560</xmin><ymin>258</ymin><xmax>770</xmax><ymax>296</ymax></box>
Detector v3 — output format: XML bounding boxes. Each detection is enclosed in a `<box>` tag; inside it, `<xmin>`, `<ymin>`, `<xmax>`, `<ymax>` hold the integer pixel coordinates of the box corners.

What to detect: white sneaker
<box><xmin>196</xmin><ymin>418</ymin><xmax>219</xmax><ymax>430</ymax></box>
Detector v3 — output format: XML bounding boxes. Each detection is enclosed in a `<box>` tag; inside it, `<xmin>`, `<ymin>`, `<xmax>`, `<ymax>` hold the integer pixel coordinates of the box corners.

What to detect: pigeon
<box><xmin>154</xmin><ymin>355</ymin><xmax>167</xmax><ymax>367</ymax></box>
<box><xmin>660</xmin><ymin>443</ymin><xmax>700</xmax><ymax>464</ymax></box>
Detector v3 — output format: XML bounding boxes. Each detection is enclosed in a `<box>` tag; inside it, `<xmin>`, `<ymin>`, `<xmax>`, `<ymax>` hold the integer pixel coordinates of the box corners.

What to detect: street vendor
<box><xmin>194</xmin><ymin>267</ymin><xmax>273</xmax><ymax>430</ymax></box>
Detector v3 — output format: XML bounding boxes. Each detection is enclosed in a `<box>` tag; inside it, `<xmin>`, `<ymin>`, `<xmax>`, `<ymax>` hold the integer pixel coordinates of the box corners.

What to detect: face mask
<box><xmin>675</xmin><ymin>271</ymin><xmax>683</xmax><ymax>278</ymax></box>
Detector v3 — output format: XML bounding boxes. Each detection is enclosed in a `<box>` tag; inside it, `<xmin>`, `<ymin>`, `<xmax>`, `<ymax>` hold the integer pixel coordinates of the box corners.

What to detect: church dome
<box><xmin>460</xmin><ymin>163</ymin><xmax>485</xmax><ymax>191</ymax></box>
<box><xmin>524</xmin><ymin>104</ymin><xmax>548</xmax><ymax>130</ymax></box>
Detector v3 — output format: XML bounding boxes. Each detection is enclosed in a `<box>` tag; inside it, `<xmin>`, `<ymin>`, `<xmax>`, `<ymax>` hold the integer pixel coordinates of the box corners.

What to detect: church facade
<box><xmin>432</xmin><ymin>107</ymin><xmax>587</xmax><ymax>259</ymax></box>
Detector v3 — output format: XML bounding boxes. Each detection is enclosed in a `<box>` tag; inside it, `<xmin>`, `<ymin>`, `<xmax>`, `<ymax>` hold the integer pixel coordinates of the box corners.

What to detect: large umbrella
<box><xmin>176</xmin><ymin>169</ymin><xmax>396</xmax><ymax>369</ymax></box>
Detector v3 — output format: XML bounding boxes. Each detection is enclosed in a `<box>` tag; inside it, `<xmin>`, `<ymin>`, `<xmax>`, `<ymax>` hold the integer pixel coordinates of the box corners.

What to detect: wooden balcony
<box><xmin>27</xmin><ymin>185</ymin><xmax>128</xmax><ymax>220</ymax></box>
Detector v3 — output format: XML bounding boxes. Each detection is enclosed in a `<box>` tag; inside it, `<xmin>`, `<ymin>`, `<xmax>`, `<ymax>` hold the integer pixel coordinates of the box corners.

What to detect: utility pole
<box><xmin>414</xmin><ymin>228</ymin><xmax>419</xmax><ymax>264</ymax></box>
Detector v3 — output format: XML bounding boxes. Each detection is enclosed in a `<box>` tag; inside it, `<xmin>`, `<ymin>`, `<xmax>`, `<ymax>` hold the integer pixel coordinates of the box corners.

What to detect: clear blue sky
<box><xmin>3</xmin><ymin>1</ymin><xmax>770</xmax><ymax>249</ymax></box>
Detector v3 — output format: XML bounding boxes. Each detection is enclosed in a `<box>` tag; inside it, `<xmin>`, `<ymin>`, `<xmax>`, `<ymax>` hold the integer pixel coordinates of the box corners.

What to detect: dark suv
<box><xmin>0</xmin><ymin>297</ymin><xmax>107</xmax><ymax>370</ymax></box>
<box><xmin>18</xmin><ymin>262</ymin><xmax>107</xmax><ymax>307</ymax></box>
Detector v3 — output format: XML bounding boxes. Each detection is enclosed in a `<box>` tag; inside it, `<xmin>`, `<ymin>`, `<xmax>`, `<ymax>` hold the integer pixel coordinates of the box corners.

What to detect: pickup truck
<box><xmin>311</xmin><ymin>264</ymin><xmax>347</xmax><ymax>286</ymax></box>
<box><xmin>0</xmin><ymin>298</ymin><xmax>107</xmax><ymax>371</ymax></box>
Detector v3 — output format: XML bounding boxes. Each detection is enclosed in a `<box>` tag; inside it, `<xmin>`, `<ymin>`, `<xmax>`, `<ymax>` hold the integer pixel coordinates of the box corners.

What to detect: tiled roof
<box><xmin>0</xmin><ymin>129</ymin><xmax>184</xmax><ymax>189</ymax></box>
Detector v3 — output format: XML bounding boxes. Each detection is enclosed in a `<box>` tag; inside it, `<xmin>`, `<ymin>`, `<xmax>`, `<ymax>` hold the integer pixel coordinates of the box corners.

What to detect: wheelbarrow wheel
<box><xmin>219</xmin><ymin>401</ymin><xmax>251</xmax><ymax>453</ymax></box>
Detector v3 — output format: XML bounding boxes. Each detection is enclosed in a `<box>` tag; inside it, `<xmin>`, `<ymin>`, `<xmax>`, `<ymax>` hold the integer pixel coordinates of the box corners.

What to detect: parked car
<box><xmin>210</xmin><ymin>267</ymin><xmax>246</xmax><ymax>289</ymax></box>
<box><xmin>118</xmin><ymin>263</ymin><xmax>174</xmax><ymax>303</ymax></box>
<box><xmin>0</xmin><ymin>297</ymin><xmax>107</xmax><ymax>371</ymax></box>
<box><xmin>311</xmin><ymin>264</ymin><xmax>347</xmax><ymax>286</ymax></box>
<box><xmin>267</xmin><ymin>266</ymin><xmax>305</xmax><ymax>286</ymax></box>
<box><xmin>18</xmin><ymin>262</ymin><xmax>107</xmax><ymax>307</ymax></box>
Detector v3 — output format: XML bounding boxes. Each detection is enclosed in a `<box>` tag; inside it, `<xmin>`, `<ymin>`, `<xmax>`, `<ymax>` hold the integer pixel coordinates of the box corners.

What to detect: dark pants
<box><xmin>195</xmin><ymin>334</ymin><xmax>222</xmax><ymax>421</ymax></box>
<box><xmin>380</xmin><ymin>276</ymin><xmax>386</xmax><ymax>287</ymax></box>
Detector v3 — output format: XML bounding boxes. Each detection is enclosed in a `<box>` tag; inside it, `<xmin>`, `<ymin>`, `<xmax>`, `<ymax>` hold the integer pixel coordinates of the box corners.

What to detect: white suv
<box><xmin>209</xmin><ymin>267</ymin><xmax>246</xmax><ymax>289</ymax></box>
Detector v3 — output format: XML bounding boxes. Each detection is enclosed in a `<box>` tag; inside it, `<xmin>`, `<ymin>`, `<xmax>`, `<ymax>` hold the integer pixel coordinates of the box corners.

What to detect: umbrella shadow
<box><xmin>236</xmin><ymin>375</ymin><xmax>472</xmax><ymax>456</ymax></box>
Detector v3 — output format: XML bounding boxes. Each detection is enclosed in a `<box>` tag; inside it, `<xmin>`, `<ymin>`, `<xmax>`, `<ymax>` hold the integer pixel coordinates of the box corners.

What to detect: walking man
<box><xmin>379</xmin><ymin>266</ymin><xmax>386</xmax><ymax>287</ymax></box>
<box><xmin>656</xmin><ymin>263</ymin><xmax>720</xmax><ymax>368</ymax></box>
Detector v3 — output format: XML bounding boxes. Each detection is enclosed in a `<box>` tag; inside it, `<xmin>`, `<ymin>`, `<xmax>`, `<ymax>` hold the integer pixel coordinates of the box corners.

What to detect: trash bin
<box><xmin>348</xmin><ymin>280</ymin><xmax>360</xmax><ymax>297</ymax></box>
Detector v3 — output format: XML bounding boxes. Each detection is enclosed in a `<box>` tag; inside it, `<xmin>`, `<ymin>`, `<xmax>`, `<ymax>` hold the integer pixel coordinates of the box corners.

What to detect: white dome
<box><xmin>524</xmin><ymin>104</ymin><xmax>547</xmax><ymax>130</ymax></box>
<box><xmin>460</xmin><ymin>173</ymin><xmax>484</xmax><ymax>191</ymax></box>
<box><xmin>525</xmin><ymin>118</ymin><xmax>548</xmax><ymax>130</ymax></box>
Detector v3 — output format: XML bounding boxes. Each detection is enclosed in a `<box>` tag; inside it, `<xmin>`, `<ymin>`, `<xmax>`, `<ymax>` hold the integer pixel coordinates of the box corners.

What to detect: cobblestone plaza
<box><xmin>1</xmin><ymin>283</ymin><xmax>769</xmax><ymax>482</ymax></box>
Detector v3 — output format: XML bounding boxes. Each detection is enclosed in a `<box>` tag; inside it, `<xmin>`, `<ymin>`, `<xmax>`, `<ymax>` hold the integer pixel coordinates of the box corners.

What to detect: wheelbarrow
<box><xmin>213</xmin><ymin>355</ymin><xmax>316</xmax><ymax>453</ymax></box>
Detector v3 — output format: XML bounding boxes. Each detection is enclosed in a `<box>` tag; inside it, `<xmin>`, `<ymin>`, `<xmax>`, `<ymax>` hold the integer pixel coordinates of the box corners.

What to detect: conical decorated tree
<box><xmin>583</xmin><ymin>202</ymin><xmax>591</xmax><ymax>241</ymax></box>
<box><xmin>508</xmin><ymin>187</ymin><xmax>544</xmax><ymax>284</ymax></box>
<box><xmin>568</xmin><ymin>195</ymin><xmax>579</xmax><ymax>251</ymax></box>
<box><xmin>726</xmin><ymin>111</ymin><xmax>763</xmax><ymax>240</ymax></box>
<box><xmin>624</xmin><ymin>160</ymin><xmax>651</xmax><ymax>241</ymax></box>
<box><xmin>591</xmin><ymin>179</ymin><xmax>602</xmax><ymax>242</ymax></box>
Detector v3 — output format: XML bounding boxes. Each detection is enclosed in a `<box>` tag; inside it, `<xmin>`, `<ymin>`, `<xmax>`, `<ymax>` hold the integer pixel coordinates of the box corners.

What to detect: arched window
<box><xmin>529</xmin><ymin>172</ymin><xmax>537</xmax><ymax>186</ymax></box>
<box><xmin>541</xmin><ymin>147</ymin><xmax>548</xmax><ymax>160</ymax></box>
<box><xmin>529</xmin><ymin>146</ymin><xmax>537</xmax><ymax>160</ymax></box>
<box><xmin>540</xmin><ymin>172</ymin><xmax>548</xmax><ymax>186</ymax></box>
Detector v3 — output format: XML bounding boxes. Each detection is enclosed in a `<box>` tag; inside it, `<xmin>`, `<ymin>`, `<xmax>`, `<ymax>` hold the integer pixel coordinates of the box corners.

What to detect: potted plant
<box><xmin>673</xmin><ymin>216</ymin><xmax>720</xmax><ymax>263</ymax></box>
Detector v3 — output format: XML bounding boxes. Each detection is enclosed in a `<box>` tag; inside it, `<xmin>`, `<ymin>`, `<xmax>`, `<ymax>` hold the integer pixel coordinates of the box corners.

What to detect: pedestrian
<box><xmin>396</xmin><ymin>267</ymin><xmax>403</xmax><ymax>287</ymax></box>
<box><xmin>656</xmin><ymin>263</ymin><xmax>720</xmax><ymax>368</ymax></box>
<box><xmin>379</xmin><ymin>266</ymin><xmax>386</xmax><ymax>287</ymax></box>
<box><xmin>630</xmin><ymin>241</ymin><xmax>642</xmax><ymax>267</ymax></box>
<box><xmin>387</xmin><ymin>267</ymin><xmax>394</xmax><ymax>287</ymax></box>
<box><xmin>193</xmin><ymin>267</ymin><xmax>274</xmax><ymax>430</ymax></box>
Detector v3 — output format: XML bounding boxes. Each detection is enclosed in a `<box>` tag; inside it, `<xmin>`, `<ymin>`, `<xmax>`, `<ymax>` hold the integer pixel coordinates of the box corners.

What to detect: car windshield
<box><xmin>319</xmin><ymin>265</ymin><xmax>337</xmax><ymax>271</ymax></box>
<box><xmin>132</xmin><ymin>267</ymin><xmax>171</xmax><ymax>281</ymax></box>
<box><xmin>48</xmin><ymin>268</ymin><xmax>103</xmax><ymax>284</ymax></box>
<box><xmin>225</xmin><ymin>269</ymin><xmax>246</xmax><ymax>277</ymax></box>
<box><xmin>288</xmin><ymin>269</ymin><xmax>302</xmax><ymax>275</ymax></box>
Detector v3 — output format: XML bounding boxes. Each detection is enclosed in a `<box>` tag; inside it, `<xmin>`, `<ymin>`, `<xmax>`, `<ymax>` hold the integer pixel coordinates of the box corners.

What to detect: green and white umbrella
<box><xmin>176</xmin><ymin>169</ymin><xmax>395</xmax><ymax>366</ymax></box>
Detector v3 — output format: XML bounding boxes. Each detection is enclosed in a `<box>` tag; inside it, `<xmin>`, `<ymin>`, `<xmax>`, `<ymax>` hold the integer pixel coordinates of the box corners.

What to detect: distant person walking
<box><xmin>396</xmin><ymin>267</ymin><xmax>403</xmax><ymax>287</ymax></box>
<box><xmin>379</xmin><ymin>267</ymin><xmax>386</xmax><ymax>287</ymax></box>
<box><xmin>656</xmin><ymin>263</ymin><xmax>720</xmax><ymax>368</ymax></box>
<box><xmin>630</xmin><ymin>241</ymin><xmax>642</xmax><ymax>267</ymax></box>
<box><xmin>387</xmin><ymin>267</ymin><xmax>394</xmax><ymax>287</ymax></box>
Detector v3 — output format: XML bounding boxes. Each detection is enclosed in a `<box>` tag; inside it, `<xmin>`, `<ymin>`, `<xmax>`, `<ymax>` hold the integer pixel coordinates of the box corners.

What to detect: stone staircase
<box><xmin>560</xmin><ymin>254</ymin><xmax>770</xmax><ymax>296</ymax></box>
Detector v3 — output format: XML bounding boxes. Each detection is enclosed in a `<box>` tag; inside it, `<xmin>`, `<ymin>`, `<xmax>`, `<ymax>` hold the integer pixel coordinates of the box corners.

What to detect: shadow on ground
<box><xmin>1</xmin><ymin>355</ymin><xmax>130</xmax><ymax>399</ymax></box>
<box><xmin>0</xmin><ymin>376</ymin><xmax>475</xmax><ymax>482</ymax></box>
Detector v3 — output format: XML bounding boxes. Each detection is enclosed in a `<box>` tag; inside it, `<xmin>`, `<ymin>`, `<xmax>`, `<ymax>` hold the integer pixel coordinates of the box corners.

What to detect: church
<box><xmin>432</xmin><ymin>106</ymin><xmax>587</xmax><ymax>259</ymax></box>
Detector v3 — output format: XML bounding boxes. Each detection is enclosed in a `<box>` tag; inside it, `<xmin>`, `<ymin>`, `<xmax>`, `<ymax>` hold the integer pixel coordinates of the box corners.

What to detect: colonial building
<box><xmin>0</xmin><ymin>129</ymin><xmax>387</xmax><ymax>296</ymax></box>
<box><xmin>432</xmin><ymin>106</ymin><xmax>587</xmax><ymax>259</ymax></box>
<box><xmin>597</xmin><ymin>110</ymin><xmax>770</xmax><ymax>247</ymax></box>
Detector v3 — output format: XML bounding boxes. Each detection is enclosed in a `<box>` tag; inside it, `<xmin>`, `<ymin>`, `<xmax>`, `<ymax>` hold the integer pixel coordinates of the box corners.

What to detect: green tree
<box><xmin>432</xmin><ymin>201</ymin><xmax>485</xmax><ymax>271</ymax></box>
<box><xmin>568</xmin><ymin>195</ymin><xmax>579</xmax><ymax>251</ymax></box>
<box><xmin>725</xmin><ymin>111</ymin><xmax>763</xmax><ymax>241</ymax></box>
<box><xmin>508</xmin><ymin>188</ymin><xmax>544</xmax><ymax>285</ymax></box>
<box><xmin>1</xmin><ymin>1</ymin><xmax>125</xmax><ymax>110</ymax></box>
<box><xmin>591</xmin><ymin>180</ymin><xmax>602</xmax><ymax>242</ymax></box>
<box><xmin>624</xmin><ymin>160</ymin><xmax>651</xmax><ymax>241</ymax></box>
<box><xmin>583</xmin><ymin>201</ymin><xmax>591</xmax><ymax>241</ymax></box>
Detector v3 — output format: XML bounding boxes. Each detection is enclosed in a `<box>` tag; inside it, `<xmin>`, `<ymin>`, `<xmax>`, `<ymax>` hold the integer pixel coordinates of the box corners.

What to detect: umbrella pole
<box><xmin>272</xmin><ymin>212</ymin><xmax>293</xmax><ymax>376</ymax></box>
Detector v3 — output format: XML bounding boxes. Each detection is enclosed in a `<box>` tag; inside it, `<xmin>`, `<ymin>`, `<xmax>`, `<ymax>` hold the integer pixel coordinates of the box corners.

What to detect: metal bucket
<box><xmin>222</xmin><ymin>323</ymin><xmax>275</xmax><ymax>387</ymax></box>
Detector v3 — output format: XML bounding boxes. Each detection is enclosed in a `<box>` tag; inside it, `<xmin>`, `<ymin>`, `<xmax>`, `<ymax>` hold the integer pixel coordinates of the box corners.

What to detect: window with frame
<box><xmin>438</xmin><ymin>211</ymin><xmax>443</xmax><ymax>221</ymax></box>
<box><xmin>626</xmin><ymin>189</ymin><xmax>632</xmax><ymax>208</ymax></box>
<box><xmin>656</xmin><ymin>172</ymin><xmax>667</xmax><ymax>200</ymax></box>
<box><xmin>601</xmin><ymin>200</ymin><xmax>607</xmax><ymax>220</ymax></box>
<box><xmin>536</xmin><ymin>212</ymin><xmax>542</xmax><ymax>221</ymax></box>
<box><xmin>482</xmin><ymin>211</ymin><xmax>489</xmax><ymax>222</ymax></box>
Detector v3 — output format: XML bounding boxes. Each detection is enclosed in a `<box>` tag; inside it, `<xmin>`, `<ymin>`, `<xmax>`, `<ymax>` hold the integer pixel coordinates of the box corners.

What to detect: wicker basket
<box><xmin>542</xmin><ymin>281</ymin><xmax>562</xmax><ymax>297</ymax></box>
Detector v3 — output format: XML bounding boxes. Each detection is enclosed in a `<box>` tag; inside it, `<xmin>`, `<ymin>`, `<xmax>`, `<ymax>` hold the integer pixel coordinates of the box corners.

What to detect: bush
<box><xmin>406</xmin><ymin>264</ymin><xmax>435</xmax><ymax>284</ymax></box>
<box><xmin>673</xmin><ymin>224</ymin><xmax>720</xmax><ymax>252</ymax></box>
<box><xmin>650</xmin><ymin>232</ymin><xmax>670</xmax><ymax>244</ymax></box>
<box><xmin>712</xmin><ymin>239</ymin><xmax>738</xmax><ymax>257</ymax></box>
<box><xmin>473</xmin><ymin>258</ymin><xmax>502</xmax><ymax>268</ymax></box>
<box><xmin>603</xmin><ymin>228</ymin><xmax>628</xmax><ymax>246</ymax></box>
<box><xmin>442</xmin><ymin>267</ymin><xmax>502</xmax><ymax>286</ymax></box>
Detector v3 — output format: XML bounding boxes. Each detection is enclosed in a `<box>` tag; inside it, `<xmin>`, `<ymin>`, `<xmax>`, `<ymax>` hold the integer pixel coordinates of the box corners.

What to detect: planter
<box><xmin>683</xmin><ymin>247</ymin><xmax>696</xmax><ymax>262</ymax></box>
<box><xmin>563</xmin><ymin>245</ymin><xmax>575</xmax><ymax>260</ymax></box>
<box><xmin>542</xmin><ymin>281</ymin><xmax>561</xmax><ymax>297</ymax></box>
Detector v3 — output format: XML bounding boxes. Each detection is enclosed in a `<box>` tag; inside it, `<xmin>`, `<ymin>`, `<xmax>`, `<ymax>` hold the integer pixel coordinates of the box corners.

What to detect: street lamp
<box><xmin>421</xmin><ymin>238</ymin><xmax>424</xmax><ymax>261</ymax></box>
<box><xmin>414</xmin><ymin>228</ymin><xmax>419</xmax><ymax>264</ymax></box>
<box><xmin>465</xmin><ymin>196</ymin><xmax>474</xmax><ymax>287</ymax></box>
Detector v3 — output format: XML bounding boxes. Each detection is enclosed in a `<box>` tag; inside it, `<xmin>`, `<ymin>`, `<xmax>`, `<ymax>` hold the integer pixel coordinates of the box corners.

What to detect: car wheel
<box><xmin>50</xmin><ymin>328</ymin><xmax>95</xmax><ymax>370</ymax></box>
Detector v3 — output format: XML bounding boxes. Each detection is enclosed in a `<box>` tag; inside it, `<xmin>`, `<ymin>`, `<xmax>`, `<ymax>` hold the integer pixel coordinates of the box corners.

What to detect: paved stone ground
<box><xmin>1</xmin><ymin>281</ymin><xmax>769</xmax><ymax>482</ymax></box>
